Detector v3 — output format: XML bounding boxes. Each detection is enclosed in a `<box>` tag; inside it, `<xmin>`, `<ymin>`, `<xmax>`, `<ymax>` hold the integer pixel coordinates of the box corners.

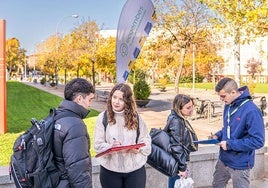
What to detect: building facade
<box><xmin>219</xmin><ymin>35</ymin><xmax>268</xmax><ymax>83</ymax></box>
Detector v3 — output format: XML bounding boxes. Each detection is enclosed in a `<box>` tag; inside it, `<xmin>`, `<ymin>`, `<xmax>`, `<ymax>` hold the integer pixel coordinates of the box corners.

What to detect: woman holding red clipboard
<box><xmin>94</xmin><ymin>83</ymin><xmax>151</xmax><ymax>188</ymax></box>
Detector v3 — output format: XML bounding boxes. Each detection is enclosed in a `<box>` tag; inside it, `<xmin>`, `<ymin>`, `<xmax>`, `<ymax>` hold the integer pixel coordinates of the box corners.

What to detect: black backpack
<box><xmin>10</xmin><ymin>108</ymin><xmax>73</xmax><ymax>188</ymax></box>
<box><xmin>102</xmin><ymin>110</ymin><xmax>140</xmax><ymax>143</ymax></box>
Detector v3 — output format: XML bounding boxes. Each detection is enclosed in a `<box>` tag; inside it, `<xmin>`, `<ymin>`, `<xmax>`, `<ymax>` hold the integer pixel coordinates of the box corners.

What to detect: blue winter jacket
<box><xmin>215</xmin><ymin>86</ymin><xmax>265</xmax><ymax>170</ymax></box>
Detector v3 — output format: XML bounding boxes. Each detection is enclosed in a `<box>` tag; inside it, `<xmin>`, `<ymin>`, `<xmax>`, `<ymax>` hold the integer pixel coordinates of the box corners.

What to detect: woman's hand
<box><xmin>112</xmin><ymin>138</ymin><xmax>121</xmax><ymax>147</ymax></box>
<box><xmin>129</xmin><ymin>148</ymin><xmax>140</xmax><ymax>154</ymax></box>
<box><xmin>178</xmin><ymin>170</ymin><xmax>188</xmax><ymax>178</ymax></box>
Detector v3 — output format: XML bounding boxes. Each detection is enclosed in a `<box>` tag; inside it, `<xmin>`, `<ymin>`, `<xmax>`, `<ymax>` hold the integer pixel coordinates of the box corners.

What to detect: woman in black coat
<box><xmin>164</xmin><ymin>94</ymin><xmax>198</xmax><ymax>188</ymax></box>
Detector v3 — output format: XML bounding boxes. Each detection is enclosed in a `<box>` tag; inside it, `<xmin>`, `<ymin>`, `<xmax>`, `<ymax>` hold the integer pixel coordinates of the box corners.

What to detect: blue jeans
<box><xmin>168</xmin><ymin>175</ymin><xmax>179</xmax><ymax>188</ymax></box>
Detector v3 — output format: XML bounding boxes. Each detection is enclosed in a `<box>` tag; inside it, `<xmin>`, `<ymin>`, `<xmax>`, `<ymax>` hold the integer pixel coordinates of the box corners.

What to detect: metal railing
<box><xmin>192</xmin><ymin>98</ymin><xmax>223</xmax><ymax>122</ymax></box>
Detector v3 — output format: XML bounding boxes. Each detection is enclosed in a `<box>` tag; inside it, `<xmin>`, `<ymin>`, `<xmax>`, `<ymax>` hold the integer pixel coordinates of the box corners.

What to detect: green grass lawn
<box><xmin>0</xmin><ymin>81</ymin><xmax>99</xmax><ymax>166</ymax></box>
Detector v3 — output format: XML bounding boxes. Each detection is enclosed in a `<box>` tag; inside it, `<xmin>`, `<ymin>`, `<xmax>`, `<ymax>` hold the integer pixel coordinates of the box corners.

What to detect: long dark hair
<box><xmin>107</xmin><ymin>83</ymin><xmax>138</xmax><ymax>130</ymax></box>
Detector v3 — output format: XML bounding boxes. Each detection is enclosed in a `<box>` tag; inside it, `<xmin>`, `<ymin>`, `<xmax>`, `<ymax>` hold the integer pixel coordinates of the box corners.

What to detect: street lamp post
<box><xmin>55</xmin><ymin>14</ymin><xmax>78</xmax><ymax>87</ymax></box>
<box><xmin>192</xmin><ymin>43</ymin><xmax>195</xmax><ymax>93</ymax></box>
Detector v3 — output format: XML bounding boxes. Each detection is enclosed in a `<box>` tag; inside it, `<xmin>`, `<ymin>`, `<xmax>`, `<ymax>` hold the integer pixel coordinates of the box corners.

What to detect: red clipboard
<box><xmin>95</xmin><ymin>143</ymin><xmax>146</xmax><ymax>158</ymax></box>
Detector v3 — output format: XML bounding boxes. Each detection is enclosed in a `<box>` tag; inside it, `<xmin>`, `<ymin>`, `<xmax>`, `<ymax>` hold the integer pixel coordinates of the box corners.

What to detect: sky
<box><xmin>0</xmin><ymin>0</ymin><xmax>126</xmax><ymax>54</ymax></box>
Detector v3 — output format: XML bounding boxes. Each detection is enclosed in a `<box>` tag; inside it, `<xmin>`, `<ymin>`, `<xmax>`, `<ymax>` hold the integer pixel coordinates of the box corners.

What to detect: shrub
<box><xmin>40</xmin><ymin>77</ymin><xmax>46</xmax><ymax>85</ymax></box>
<box><xmin>158</xmin><ymin>78</ymin><xmax>168</xmax><ymax>91</ymax></box>
<box><xmin>133</xmin><ymin>80</ymin><xmax>151</xmax><ymax>100</ymax></box>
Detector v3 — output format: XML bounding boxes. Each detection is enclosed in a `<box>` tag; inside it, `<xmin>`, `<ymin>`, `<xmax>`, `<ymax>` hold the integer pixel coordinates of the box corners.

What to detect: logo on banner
<box><xmin>120</xmin><ymin>43</ymin><xmax>128</xmax><ymax>57</ymax></box>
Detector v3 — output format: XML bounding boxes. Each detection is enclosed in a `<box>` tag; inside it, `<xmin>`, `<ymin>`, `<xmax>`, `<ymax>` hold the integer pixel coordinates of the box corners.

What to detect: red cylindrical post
<box><xmin>0</xmin><ymin>19</ymin><xmax>7</xmax><ymax>134</ymax></box>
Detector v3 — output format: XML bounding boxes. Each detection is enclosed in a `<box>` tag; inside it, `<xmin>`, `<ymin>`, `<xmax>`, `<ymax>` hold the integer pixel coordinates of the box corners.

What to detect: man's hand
<box><xmin>208</xmin><ymin>132</ymin><xmax>218</xmax><ymax>140</ymax></box>
<box><xmin>217</xmin><ymin>141</ymin><xmax>227</xmax><ymax>150</ymax></box>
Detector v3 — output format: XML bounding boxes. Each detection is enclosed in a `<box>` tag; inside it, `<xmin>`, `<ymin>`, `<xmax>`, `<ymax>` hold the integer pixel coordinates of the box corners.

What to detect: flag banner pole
<box><xmin>116</xmin><ymin>0</ymin><xmax>155</xmax><ymax>83</ymax></box>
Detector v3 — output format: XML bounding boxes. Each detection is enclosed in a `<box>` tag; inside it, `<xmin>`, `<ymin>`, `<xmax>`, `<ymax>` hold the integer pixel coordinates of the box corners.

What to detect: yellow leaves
<box><xmin>6</xmin><ymin>38</ymin><xmax>25</xmax><ymax>72</ymax></box>
<box><xmin>6</xmin><ymin>38</ymin><xmax>20</xmax><ymax>50</ymax></box>
<box><xmin>202</xmin><ymin>0</ymin><xmax>267</xmax><ymax>36</ymax></box>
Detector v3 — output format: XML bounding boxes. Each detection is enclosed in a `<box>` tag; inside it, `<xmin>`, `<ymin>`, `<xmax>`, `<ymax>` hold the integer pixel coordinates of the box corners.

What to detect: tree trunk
<box><xmin>174</xmin><ymin>47</ymin><xmax>186</xmax><ymax>93</ymax></box>
<box><xmin>92</xmin><ymin>60</ymin><xmax>95</xmax><ymax>87</ymax></box>
<box><xmin>234</xmin><ymin>28</ymin><xmax>241</xmax><ymax>87</ymax></box>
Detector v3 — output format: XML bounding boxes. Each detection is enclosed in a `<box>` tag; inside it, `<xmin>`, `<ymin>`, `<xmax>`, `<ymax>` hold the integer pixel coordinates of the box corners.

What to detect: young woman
<box><xmin>164</xmin><ymin>94</ymin><xmax>198</xmax><ymax>188</ymax></box>
<box><xmin>94</xmin><ymin>83</ymin><xmax>151</xmax><ymax>188</ymax></box>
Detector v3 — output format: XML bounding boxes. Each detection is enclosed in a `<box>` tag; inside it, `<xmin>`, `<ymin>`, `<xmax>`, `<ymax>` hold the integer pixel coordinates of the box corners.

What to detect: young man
<box><xmin>211</xmin><ymin>77</ymin><xmax>265</xmax><ymax>188</ymax></box>
<box><xmin>53</xmin><ymin>78</ymin><xmax>95</xmax><ymax>188</ymax></box>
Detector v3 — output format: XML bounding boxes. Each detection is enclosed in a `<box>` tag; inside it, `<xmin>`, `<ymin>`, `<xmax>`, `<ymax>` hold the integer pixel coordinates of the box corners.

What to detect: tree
<box><xmin>95</xmin><ymin>36</ymin><xmax>116</xmax><ymax>83</ymax></box>
<box><xmin>70</xmin><ymin>19</ymin><xmax>100</xmax><ymax>85</ymax></box>
<box><xmin>245</xmin><ymin>57</ymin><xmax>263</xmax><ymax>81</ymax></box>
<box><xmin>33</xmin><ymin>20</ymin><xmax>117</xmax><ymax>85</ymax></box>
<box><xmin>57</xmin><ymin>34</ymin><xmax>77</xmax><ymax>84</ymax></box>
<box><xmin>35</xmin><ymin>36</ymin><xmax>57</xmax><ymax>83</ymax></box>
<box><xmin>200</xmin><ymin>0</ymin><xmax>268</xmax><ymax>86</ymax></box>
<box><xmin>153</xmin><ymin>0</ymin><xmax>214</xmax><ymax>92</ymax></box>
<box><xmin>135</xmin><ymin>32</ymin><xmax>174</xmax><ymax>85</ymax></box>
<box><xmin>36</xmin><ymin>19</ymin><xmax>103</xmax><ymax>85</ymax></box>
<box><xmin>135</xmin><ymin>26</ymin><xmax>223</xmax><ymax>87</ymax></box>
<box><xmin>6</xmin><ymin>38</ymin><xmax>27</xmax><ymax>78</ymax></box>
<box><xmin>17</xmin><ymin>48</ymin><xmax>27</xmax><ymax>76</ymax></box>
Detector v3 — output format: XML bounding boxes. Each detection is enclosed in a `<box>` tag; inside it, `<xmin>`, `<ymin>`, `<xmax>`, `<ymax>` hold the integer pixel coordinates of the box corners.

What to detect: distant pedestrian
<box><xmin>210</xmin><ymin>77</ymin><xmax>265</xmax><ymax>188</ymax></box>
<box><xmin>260</xmin><ymin>96</ymin><xmax>267</xmax><ymax>116</ymax></box>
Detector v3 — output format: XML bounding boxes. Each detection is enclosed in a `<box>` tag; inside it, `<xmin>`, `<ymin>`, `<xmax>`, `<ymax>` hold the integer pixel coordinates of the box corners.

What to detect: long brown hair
<box><xmin>107</xmin><ymin>83</ymin><xmax>138</xmax><ymax>130</ymax></box>
<box><xmin>173</xmin><ymin>94</ymin><xmax>193</xmax><ymax>117</ymax></box>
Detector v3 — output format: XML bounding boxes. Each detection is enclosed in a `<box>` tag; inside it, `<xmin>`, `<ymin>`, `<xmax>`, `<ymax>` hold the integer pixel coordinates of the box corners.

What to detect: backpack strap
<box><xmin>53</xmin><ymin>108</ymin><xmax>80</xmax><ymax>121</ymax></box>
<box><xmin>136</xmin><ymin>116</ymin><xmax>140</xmax><ymax>144</ymax></box>
<box><xmin>102</xmin><ymin>110</ymin><xmax>108</xmax><ymax>131</ymax></box>
<box><xmin>102</xmin><ymin>110</ymin><xmax>140</xmax><ymax>143</ymax></box>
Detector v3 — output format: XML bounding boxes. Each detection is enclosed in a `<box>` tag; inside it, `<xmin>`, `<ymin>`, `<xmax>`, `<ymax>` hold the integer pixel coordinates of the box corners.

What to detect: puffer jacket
<box><xmin>53</xmin><ymin>100</ymin><xmax>92</xmax><ymax>188</ymax></box>
<box><xmin>164</xmin><ymin>110</ymin><xmax>197</xmax><ymax>172</ymax></box>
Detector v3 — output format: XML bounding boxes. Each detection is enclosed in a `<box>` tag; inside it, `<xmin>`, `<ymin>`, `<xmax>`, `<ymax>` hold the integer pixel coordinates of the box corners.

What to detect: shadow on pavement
<box><xmin>141</xmin><ymin>99</ymin><xmax>172</xmax><ymax>112</ymax></box>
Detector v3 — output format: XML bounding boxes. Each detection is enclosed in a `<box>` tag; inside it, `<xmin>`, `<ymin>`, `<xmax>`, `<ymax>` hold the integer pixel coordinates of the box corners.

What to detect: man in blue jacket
<box><xmin>211</xmin><ymin>77</ymin><xmax>265</xmax><ymax>188</ymax></box>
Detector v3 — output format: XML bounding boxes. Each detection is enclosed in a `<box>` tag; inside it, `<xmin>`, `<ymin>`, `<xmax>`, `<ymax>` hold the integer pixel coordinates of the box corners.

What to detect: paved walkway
<box><xmin>23</xmin><ymin>82</ymin><xmax>222</xmax><ymax>139</ymax></box>
<box><xmin>23</xmin><ymin>82</ymin><xmax>268</xmax><ymax>141</ymax></box>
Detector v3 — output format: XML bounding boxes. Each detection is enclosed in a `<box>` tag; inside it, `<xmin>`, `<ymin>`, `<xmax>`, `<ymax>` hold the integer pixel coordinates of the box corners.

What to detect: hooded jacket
<box><xmin>53</xmin><ymin>100</ymin><xmax>92</xmax><ymax>188</ymax></box>
<box><xmin>215</xmin><ymin>86</ymin><xmax>265</xmax><ymax>170</ymax></box>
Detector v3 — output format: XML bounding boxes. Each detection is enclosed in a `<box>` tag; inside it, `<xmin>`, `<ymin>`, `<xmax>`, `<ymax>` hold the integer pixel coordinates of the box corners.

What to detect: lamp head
<box><xmin>72</xmin><ymin>15</ymin><xmax>79</xmax><ymax>18</ymax></box>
